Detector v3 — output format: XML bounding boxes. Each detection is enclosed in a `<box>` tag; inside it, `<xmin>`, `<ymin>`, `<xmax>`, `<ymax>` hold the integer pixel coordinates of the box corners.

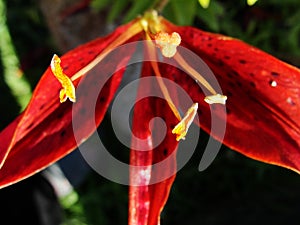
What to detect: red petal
<box><xmin>164</xmin><ymin>19</ymin><xmax>300</xmax><ymax>173</ymax></box>
<box><xmin>0</xmin><ymin>21</ymin><xmax>137</xmax><ymax>188</ymax></box>
<box><xmin>129</xmin><ymin>62</ymin><xmax>179</xmax><ymax>225</ymax></box>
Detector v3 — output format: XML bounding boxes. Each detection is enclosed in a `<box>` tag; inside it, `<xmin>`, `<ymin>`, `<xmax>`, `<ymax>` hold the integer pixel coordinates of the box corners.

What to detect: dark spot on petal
<box><xmin>172</xmin><ymin>76</ymin><xmax>178</xmax><ymax>82</ymax></box>
<box><xmin>57</xmin><ymin>113</ymin><xmax>63</xmax><ymax>119</ymax></box>
<box><xmin>226</xmin><ymin>91</ymin><xmax>233</xmax><ymax>97</ymax></box>
<box><xmin>63</xmin><ymin>66</ymin><xmax>69</xmax><ymax>70</ymax></box>
<box><xmin>163</xmin><ymin>148</ymin><xmax>168</xmax><ymax>156</ymax></box>
<box><xmin>271</xmin><ymin>71</ymin><xmax>280</xmax><ymax>77</ymax></box>
<box><xmin>250</xmin><ymin>82</ymin><xmax>256</xmax><ymax>88</ymax></box>
<box><xmin>169</xmin><ymin>124</ymin><xmax>176</xmax><ymax>130</ymax></box>
<box><xmin>207</xmin><ymin>43</ymin><xmax>212</xmax><ymax>47</ymax></box>
<box><xmin>99</xmin><ymin>97</ymin><xmax>105</xmax><ymax>102</ymax></box>
<box><xmin>214</xmin><ymin>47</ymin><xmax>219</xmax><ymax>52</ymax></box>
<box><xmin>60</xmin><ymin>130</ymin><xmax>66</xmax><ymax>137</ymax></box>
<box><xmin>236</xmin><ymin>81</ymin><xmax>242</xmax><ymax>87</ymax></box>
<box><xmin>232</xmin><ymin>71</ymin><xmax>240</xmax><ymax>77</ymax></box>
<box><xmin>239</xmin><ymin>59</ymin><xmax>247</xmax><ymax>64</ymax></box>
<box><xmin>40</xmin><ymin>104</ymin><xmax>45</xmax><ymax>110</ymax></box>
<box><xmin>226</xmin><ymin>73</ymin><xmax>233</xmax><ymax>78</ymax></box>
<box><xmin>228</xmin><ymin>81</ymin><xmax>236</xmax><ymax>87</ymax></box>
<box><xmin>80</xmin><ymin>62</ymin><xmax>85</xmax><ymax>67</ymax></box>
<box><xmin>88</xmin><ymin>50</ymin><xmax>94</xmax><ymax>55</ymax></box>
<box><xmin>26</xmin><ymin>122</ymin><xmax>34</xmax><ymax>130</ymax></box>
<box><xmin>218</xmin><ymin>60</ymin><xmax>224</xmax><ymax>67</ymax></box>
<box><xmin>249</xmin><ymin>72</ymin><xmax>255</xmax><ymax>77</ymax></box>
<box><xmin>226</xmin><ymin>108</ymin><xmax>231</xmax><ymax>114</ymax></box>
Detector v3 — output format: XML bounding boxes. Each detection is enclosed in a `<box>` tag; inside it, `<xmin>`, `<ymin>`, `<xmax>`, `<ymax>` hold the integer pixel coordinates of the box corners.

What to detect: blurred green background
<box><xmin>1</xmin><ymin>0</ymin><xmax>300</xmax><ymax>224</ymax></box>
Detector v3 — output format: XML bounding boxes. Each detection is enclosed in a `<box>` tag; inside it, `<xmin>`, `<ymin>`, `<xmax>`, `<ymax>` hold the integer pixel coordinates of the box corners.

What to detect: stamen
<box><xmin>174</xmin><ymin>53</ymin><xmax>217</xmax><ymax>95</ymax></box>
<box><xmin>172</xmin><ymin>103</ymin><xmax>198</xmax><ymax>141</ymax></box>
<box><xmin>145</xmin><ymin>32</ymin><xmax>182</xmax><ymax>121</ymax></box>
<box><xmin>50</xmin><ymin>54</ymin><xmax>76</xmax><ymax>103</ymax></box>
<box><xmin>70</xmin><ymin>20</ymin><xmax>143</xmax><ymax>81</ymax></box>
<box><xmin>155</xmin><ymin>32</ymin><xmax>181</xmax><ymax>58</ymax></box>
<box><xmin>204</xmin><ymin>94</ymin><xmax>227</xmax><ymax>104</ymax></box>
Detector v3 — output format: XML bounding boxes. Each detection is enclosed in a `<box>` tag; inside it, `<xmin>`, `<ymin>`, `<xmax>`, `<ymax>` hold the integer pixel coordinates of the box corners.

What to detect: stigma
<box><xmin>155</xmin><ymin>31</ymin><xmax>181</xmax><ymax>58</ymax></box>
<box><xmin>140</xmin><ymin>10</ymin><xmax>181</xmax><ymax>58</ymax></box>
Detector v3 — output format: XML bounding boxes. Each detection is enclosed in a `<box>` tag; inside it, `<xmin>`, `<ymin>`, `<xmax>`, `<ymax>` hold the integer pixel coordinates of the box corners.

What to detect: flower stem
<box><xmin>152</xmin><ymin>0</ymin><xmax>170</xmax><ymax>13</ymax></box>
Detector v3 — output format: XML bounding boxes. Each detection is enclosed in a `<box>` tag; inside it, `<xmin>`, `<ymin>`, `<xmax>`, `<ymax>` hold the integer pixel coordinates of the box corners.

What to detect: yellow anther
<box><xmin>204</xmin><ymin>94</ymin><xmax>227</xmax><ymax>105</ymax></box>
<box><xmin>155</xmin><ymin>32</ymin><xmax>181</xmax><ymax>58</ymax></box>
<box><xmin>172</xmin><ymin>103</ymin><xmax>198</xmax><ymax>141</ymax></box>
<box><xmin>50</xmin><ymin>54</ymin><xmax>76</xmax><ymax>103</ymax></box>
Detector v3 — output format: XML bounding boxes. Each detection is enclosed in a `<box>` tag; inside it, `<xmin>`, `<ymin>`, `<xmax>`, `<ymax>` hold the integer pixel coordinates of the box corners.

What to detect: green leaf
<box><xmin>196</xmin><ymin>1</ymin><xmax>224</xmax><ymax>32</ymax></box>
<box><xmin>90</xmin><ymin>0</ymin><xmax>110</xmax><ymax>11</ymax></box>
<box><xmin>107</xmin><ymin>0</ymin><xmax>129</xmax><ymax>22</ymax></box>
<box><xmin>123</xmin><ymin>0</ymin><xmax>153</xmax><ymax>23</ymax></box>
<box><xmin>164</xmin><ymin>0</ymin><xmax>197</xmax><ymax>25</ymax></box>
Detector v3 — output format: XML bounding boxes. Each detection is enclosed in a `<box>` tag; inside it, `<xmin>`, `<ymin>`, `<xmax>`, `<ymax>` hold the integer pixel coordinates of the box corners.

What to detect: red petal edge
<box><xmin>0</xmin><ymin>21</ymin><xmax>137</xmax><ymax>188</ymax></box>
<box><xmin>129</xmin><ymin>62</ymin><xmax>179</xmax><ymax>225</ymax></box>
<box><xmin>163</xmin><ymin>18</ymin><xmax>300</xmax><ymax>174</ymax></box>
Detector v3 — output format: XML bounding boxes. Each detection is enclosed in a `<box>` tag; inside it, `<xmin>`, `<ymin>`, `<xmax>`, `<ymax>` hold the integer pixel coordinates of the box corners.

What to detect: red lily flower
<box><xmin>0</xmin><ymin>10</ymin><xmax>300</xmax><ymax>225</ymax></box>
